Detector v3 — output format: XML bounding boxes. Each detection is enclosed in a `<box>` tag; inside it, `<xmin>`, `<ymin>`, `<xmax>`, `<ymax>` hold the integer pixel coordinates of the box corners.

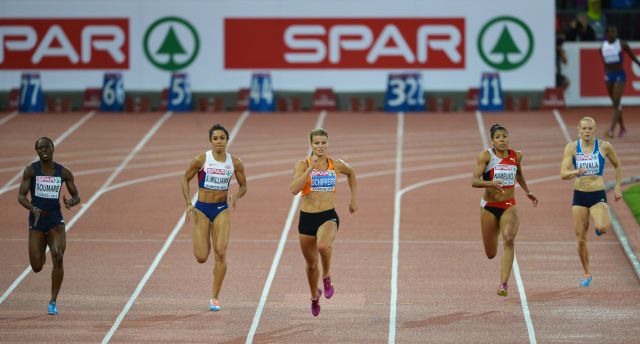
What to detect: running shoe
<box><xmin>497</xmin><ymin>283</ymin><xmax>508</xmax><ymax>297</ymax></box>
<box><xmin>209</xmin><ymin>298</ymin><xmax>221</xmax><ymax>311</ymax></box>
<box><xmin>619</xmin><ymin>127</ymin><xmax>627</xmax><ymax>138</ymax></box>
<box><xmin>323</xmin><ymin>276</ymin><xmax>334</xmax><ymax>299</ymax></box>
<box><xmin>48</xmin><ymin>301</ymin><xmax>58</xmax><ymax>315</ymax></box>
<box><xmin>580</xmin><ymin>274</ymin><xmax>592</xmax><ymax>287</ymax></box>
<box><xmin>311</xmin><ymin>289</ymin><xmax>322</xmax><ymax>317</ymax></box>
<box><xmin>595</xmin><ymin>228</ymin><xmax>603</xmax><ymax>236</ymax></box>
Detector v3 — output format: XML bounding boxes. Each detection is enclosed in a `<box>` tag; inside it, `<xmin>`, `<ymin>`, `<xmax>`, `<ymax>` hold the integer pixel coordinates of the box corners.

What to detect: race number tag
<box><xmin>311</xmin><ymin>170</ymin><xmax>336</xmax><ymax>192</ymax></box>
<box><xmin>34</xmin><ymin>176</ymin><xmax>62</xmax><ymax>199</ymax></box>
<box><xmin>493</xmin><ymin>164</ymin><xmax>516</xmax><ymax>186</ymax></box>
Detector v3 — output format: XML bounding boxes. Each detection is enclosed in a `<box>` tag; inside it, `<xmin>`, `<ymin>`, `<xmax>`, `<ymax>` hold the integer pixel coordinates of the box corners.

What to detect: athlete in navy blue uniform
<box><xmin>561</xmin><ymin>117</ymin><xmax>622</xmax><ymax>287</ymax></box>
<box><xmin>18</xmin><ymin>137</ymin><xmax>80</xmax><ymax>315</ymax></box>
<box><xmin>601</xmin><ymin>25</ymin><xmax>640</xmax><ymax>138</ymax></box>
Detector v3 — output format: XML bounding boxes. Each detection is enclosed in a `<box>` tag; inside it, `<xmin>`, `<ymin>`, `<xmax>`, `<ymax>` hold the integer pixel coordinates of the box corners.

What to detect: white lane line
<box><xmin>101</xmin><ymin>111</ymin><xmax>249</xmax><ymax>344</ymax></box>
<box><xmin>388</xmin><ymin>112</ymin><xmax>404</xmax><ymax>344</ymax></box>
<box><xmin>0</xmin><ymin>111</ymin><xmax>18</xmax><ymax>126</ymax></box>
<box><xmin>475</xmin><ymin>110</ymin><xmax>536</xmax><ymax>344</ymax></box>
<box><xmin>246</xmin><ymin>110</ymin><xmax>327</xmax><ymax>344</ymax></box>
<box><xmin>0</xmin><ymin>111</ymin><xmax>96</xmax><ymax>196</ymax></box>
<box><xmin>0</xmin><ymin>111</ymin><xmax>170</xmax><ymax>305</ymax></box>
<box><xmin>553</xmin><ymin>109</ymin><xmax>573</xmax><ymax>143</ymax></box>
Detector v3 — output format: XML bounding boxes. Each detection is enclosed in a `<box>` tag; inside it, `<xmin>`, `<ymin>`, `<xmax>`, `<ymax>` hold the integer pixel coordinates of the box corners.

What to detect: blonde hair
<box><xmin>579</xmin><ymin>116</ymin><xmax>596</xmax><ymax>127</ymax></box>
<box><xmin>309</xmin><ymin>128</ymin><xmax>329</xmax><ymax>143</ymax></box>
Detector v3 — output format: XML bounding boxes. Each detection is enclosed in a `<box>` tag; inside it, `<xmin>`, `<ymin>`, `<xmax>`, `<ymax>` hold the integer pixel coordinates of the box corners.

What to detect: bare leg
<box><xmin>192</xmin><ymin>209</ymin><xmax>211</xmax><ymax>263</ymax></box>
<box><xmin>316</xmin><ymin>221</ymin><xmax>337</xmax><ymax>279</ymax></box>
<box><xmin>211</xmin><ymin>210</ymin><xmax>230</xmax><ymax>300</ymax></box>
<box><xmin>611</xmin><ymin>83</ymin><xmax>626</xmax><ymax>136</ymax></box>
<box><xmin>46</xmin><ymin>225</ymin><xmax>66</xmax><ymax>303</ymax></box>
<box><xmin>572</xmin><ymin>206</ymin><xmax>591</xmax><ymax>275</ymax></box>
<box><xmin>498</xmin><ymin>207</ymin><xmax>519</xmax><ymax>285</ymax></box>
<box><xmin>590</xmin><ymin>202</ymin><xmax>611</xmax><ymax>235</ymax></box>
<box><xmin>29</xmin><ymin>230</ymin><xmax>47</xmax><ymax>273</ymax></box>
<box><xmin>299</xmin><ymin>234</ymin><xmax>320</xmax><ymax>299</ymax></box>
<box><xmin>480</xmin><ymin>208</ymin><xmax>500</xmax><ymax>259</ymax></box>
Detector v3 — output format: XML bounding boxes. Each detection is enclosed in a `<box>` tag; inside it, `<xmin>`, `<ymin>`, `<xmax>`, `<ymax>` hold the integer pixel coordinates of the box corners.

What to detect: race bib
<box><xmin>310</xmin><ymin>170</ymin><xmax>336</xmax><ymax>192</ymax></box>
<box><xmin>35</xmin><ymin>176</ymin><xmax>62</xmax><ymax>199</ymax></box>
<box><xmin>575</xmin><ymin>154</ymin><xmax>600</xmax><ymax>176</ymax></box>
<box><xmin>203</xmin><ymin>167</ymin><xmax>233</xmax><ymax>190</ymax></box>
<box><xmin>493</xmin><ymin>164</ymin><xmax>516</xmax><ymax>186</ymax></box>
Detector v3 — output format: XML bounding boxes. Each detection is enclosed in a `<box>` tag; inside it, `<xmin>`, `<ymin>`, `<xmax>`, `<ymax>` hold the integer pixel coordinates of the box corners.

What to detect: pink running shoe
<box><xmin>323</xmin><ymin>276</ymin><xmax>334</xmax><ymax>299</ymax></box>
<box><xmin>497</xmin><ymin>283</ymin><xmax>508</xmax><ymax>297</ymax></box>
<box><xmin>311</xmin><ymin>289</ymin><xmax>322</xmax><ymax>317</ymax></box>
<box><xmin>619</xmin><ymin>127</ymin><xmax>627</xmax><ymax>138</ymax></box>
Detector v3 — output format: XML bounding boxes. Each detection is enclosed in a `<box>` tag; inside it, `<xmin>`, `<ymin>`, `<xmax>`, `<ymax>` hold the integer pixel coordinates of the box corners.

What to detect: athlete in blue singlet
<box><xmin>601</xmin><ymin>25</ymin><xmax>640</xmax><ymax>138</ymax></box>
<box><xmin>18</xmin><ymin>137</ymin><xmax>81</xmax><ymax>315</ymax></box>
<box><xmin>181</xmin><ymin>124</ymin><xmax>247</xmax><ymax>311</ymax></box>
<box><xmin>561</xmin><ymin>117</ymin><xmax>623</xmax><ymax>287</ymax></box>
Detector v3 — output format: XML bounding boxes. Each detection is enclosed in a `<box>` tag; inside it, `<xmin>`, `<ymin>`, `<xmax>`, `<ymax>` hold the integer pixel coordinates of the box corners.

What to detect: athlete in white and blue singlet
<box><xmin>18</xmin><ymin>137</ymin><xmax>81</xmax><ymax>315</ymax></box>
<box><xmin>561</xmin><ymin>117</ymin><xmax>622</xmax><ymax>287</ymax></box>
<box><xmin>181</xmin><ymin>124</ymin><xmax>247</xmax><ymax>311</ymax></box>
<box><xmin>472</xmin><ymin>124</ymin><xmax>538</xmax><ymax>297</ymax></box>
<box><xmin>601</xmin><ymin>25</ymin><xmax>640</xmax><ymax>138</ymax></box>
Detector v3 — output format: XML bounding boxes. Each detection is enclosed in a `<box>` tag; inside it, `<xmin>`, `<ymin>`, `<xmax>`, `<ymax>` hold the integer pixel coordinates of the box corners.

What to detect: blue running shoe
<box><xmin>580</xmin><ymin>274</ymin><xmax>592</xmax><ymax>287</ymax></box>
<box><xmin>595</xmin><ymin>228</ymin><xmax>603</xmax><ymax>236</ymax></box>
<box><xmin>48</xmin><ymin>301</ymin><xmax>58</xmax><ymax>315</ymax></box>
<box><xmin>209</xmin><ymin>298</ymin><xmax>221</xmax><ymax>311</ymax></box>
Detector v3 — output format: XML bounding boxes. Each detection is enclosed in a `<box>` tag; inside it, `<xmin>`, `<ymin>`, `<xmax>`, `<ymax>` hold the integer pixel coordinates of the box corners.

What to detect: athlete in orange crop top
<box><xmin>290</xmin><ymin>128</ymin><xmax>357</xmax><ymax>317</ymax></box>
<box><xmin>471</xmin><ymin>124</ymin><xmax>538</xmax><ymax>297</ymax></box>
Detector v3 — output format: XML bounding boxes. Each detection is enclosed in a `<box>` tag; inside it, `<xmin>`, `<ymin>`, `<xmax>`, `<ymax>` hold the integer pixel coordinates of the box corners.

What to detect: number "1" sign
<box><xmin>477</xmin><ymin>72</ymin><xmax>504</xmax><ymax>112</ymax></box>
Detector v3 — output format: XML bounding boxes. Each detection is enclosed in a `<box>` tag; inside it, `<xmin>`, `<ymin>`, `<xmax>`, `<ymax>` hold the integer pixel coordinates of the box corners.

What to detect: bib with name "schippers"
<box><xmin>301</xmin><ymin>158</ymin><xmax>337</xmax><ymax>196</ymax></box>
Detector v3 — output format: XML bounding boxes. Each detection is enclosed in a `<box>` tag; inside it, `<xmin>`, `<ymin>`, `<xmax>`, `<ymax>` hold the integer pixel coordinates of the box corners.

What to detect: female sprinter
<box><xmin>560</xmin><ymin>117</ymin><xmax>622</xmax><ymax>287</ymax></box>
<box><xmin>290</xmin><ymin>128</ymin><xmax>357</xmax><ymax>316</ymax></box>
<box><xmin>471</xmin><ymin>124</ymin><xmax>538</xmax><ymax>297</ymax></box>
<box><xmin>181</xmin><ymin>124</ymin><xmax>247</xmax><ymax>311</ymax></box>
<box><xmin>18</xmin><ymin>137</ymin><xmax>81</xmax><ymax>315</ymax></box>
<box><xmin>601</xmin><ymin>25</ymin><xmax>640</xmax><ymax>138</ymax></box>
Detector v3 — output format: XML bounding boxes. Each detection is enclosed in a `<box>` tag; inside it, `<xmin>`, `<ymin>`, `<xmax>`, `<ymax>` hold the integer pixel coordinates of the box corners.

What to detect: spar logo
<box><xmin>143</xmin><ymin>17</ymin><xmax>199</xmax><ymax>71</ymax></box>
<box><xmin>477</xmin><ymin>16</ymin><xmax>533</xmax><ymax>71</ymax></box>
<box><xmin>225</xmin><ymin>18</ymin><xmax>465</xmax><ymax>69</ymax></box>
<box><xmin>0</xmin><ymin>18</ymin><xmax>128</xmax><ymax>69</ymax></box>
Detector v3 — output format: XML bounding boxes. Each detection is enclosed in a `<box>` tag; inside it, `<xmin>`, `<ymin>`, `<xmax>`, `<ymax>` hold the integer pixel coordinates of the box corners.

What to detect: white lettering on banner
<box><xmin>33</xmin><ymin>25</ymin><xmax>79</xmax><ymax>64</ymax></box>
<box><xmin>35</xmin><ymin>175</ymin><xmax>62</xmax><ymax>199</ymax></box>
<box><xmin>82</xmin><ymin>26</ymin><xmax>126</xmax><ymax>63</ymax></box>
<box><xmin>0</xmin><ymin>26</ymin><xmax>36</xmax><ymax>63</ymax></box>
<box><xmin>634</xmin><ymin>63</ymin><xmax>640</xmax><ymax>91</ymax></box>
<box><xmin>1</xmin><ymin>24</ymin><xmax>126</xmax><ymax>66</ymax></box>
<box><xmin>284</xmin><ymin>24</ymin><xmax>462</xmax><ymax>64</ymax></box>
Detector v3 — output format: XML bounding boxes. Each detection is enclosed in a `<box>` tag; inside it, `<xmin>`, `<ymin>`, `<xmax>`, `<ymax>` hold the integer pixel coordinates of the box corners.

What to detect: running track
<box><xmin>0</xmin><ymin>109</ymin><xmax>639</xmax><ymax>343</ymax></box>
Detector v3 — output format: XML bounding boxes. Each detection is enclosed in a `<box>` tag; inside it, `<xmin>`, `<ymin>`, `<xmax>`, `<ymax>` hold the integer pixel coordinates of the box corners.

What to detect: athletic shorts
<box><xmin>604</xmin><ymin>70</ymin><xmax>626</xmax><ymax>84</ymax></box>
<box><xmin>195</xmin><ymin>201</ymin><xmax>228</xmax><ymax>223</ymax></box>
<box><xmin>29</xmin><ymin>208</ymin><xmax>64</xmax><ymax>232</ymax></box>
<box><xmin>480</xmin><ymin>198</ymin><xmax>516</xmax><ymax>221</ymax></box>
<box><xmin>572</xmin><ymin>190</ymin><xmax>607</xmax><ymax>208</ymax></box>
<box><xmin>298</xmin><ymin>209</ymin><xmax>340</xmax><ymax>236</ymax></box>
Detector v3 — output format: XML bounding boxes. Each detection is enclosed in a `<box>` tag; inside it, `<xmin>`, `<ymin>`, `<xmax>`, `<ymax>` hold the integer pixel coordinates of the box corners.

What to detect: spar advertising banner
<box><xmin>564</xmin><ymin>42</ymin><xmax>640</xmax><ymax>106</ymax></box>
<box><xmin>0</xmin><ymin>0</ymin><xmax>553</xmax><ymax>91</ymax></box>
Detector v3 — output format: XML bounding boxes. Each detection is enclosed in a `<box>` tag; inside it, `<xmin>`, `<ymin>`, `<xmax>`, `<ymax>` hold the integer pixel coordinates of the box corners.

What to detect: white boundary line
<box><xmin>245</xmin><ymin>111</ymin><xmax>327</xmax><ymax>344</ymax></box>
<box><xmin>0</xmin><ymin>110</ymin><xmax>96</xmax><ymax>196</ymax></box>
<box><xmin>388</xmin><ymin>112</ymin><xmax>404</xmax><ymax>344</ymax></box>
<box><xmin>553</xmin><ymin>109</ymin><xmax>573</xmax><ymax>143</ymax></box>
<box><xmin>100</xmin><ymin>111</ymin><xmax>249</xmax><ymax>344</ymax></box>
<box><xmin>0</xmin><ymin>110</ymin><xmax>18</xmax><ymax>126</ymax></box>
<box><xmin>475</xmin><ymin>110</ymin><xmax>536</xmax><ymax>344</ymax></box>
<box><xmin>0</xmin><ymin>111</ymin><xmax>170</xmax><ymax>305</ymax></box>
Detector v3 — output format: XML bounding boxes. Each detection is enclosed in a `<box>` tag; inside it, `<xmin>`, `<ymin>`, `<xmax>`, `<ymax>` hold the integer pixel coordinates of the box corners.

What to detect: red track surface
<box><xmin>0</xmin><ymin>109</ymin><xmax>639</xmax><ymax>343</ymax></box>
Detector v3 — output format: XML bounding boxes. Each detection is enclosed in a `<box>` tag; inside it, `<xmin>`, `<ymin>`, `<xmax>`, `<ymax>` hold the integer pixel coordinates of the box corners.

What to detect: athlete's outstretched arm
<box><xmin>560</xmin><ymin>142</ymin><xmax>584</xmax><ymax>180</ymax></box>
<box><xmin>603</xmin><ymin>141</ymin><xmax>623</xmax><ymax>201</ymax></box>
<box><xmin>336</xmin><ymin>159</ymin><xmax>358</xmax><ymax>213</ymax></box>
<box><xmin>515</xmin><ymin>151</ymin><xmax>538</xmax><ymax>207</ymax></box>
<box><xmin>471</xmin><ymin>150</ymin><xmax>502</xmax><ymax>191</ymax></box>
<box><xmin>181</xmin><ymin>153</ymin><xmax>205</xmax><ymax>223</ymax></box>
<box><xmin>229</xmin><ymin>156</ymin><xmax>247</xmax><ymax>209</ymax></box>
<box><xmin>622</xmin><ymin>40</ymin><xmax>640</xmax><ymax>66</ymax></box>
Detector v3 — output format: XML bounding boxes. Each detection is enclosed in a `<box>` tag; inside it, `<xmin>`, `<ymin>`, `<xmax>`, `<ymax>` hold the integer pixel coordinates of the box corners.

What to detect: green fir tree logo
<box><xmin>477</xmin><ymin>16</ymin><xmax>534</xmax><ymax>71</ymax></box>
<box><xmin>156</xmin><ymin>26</ymin><xmax>187</xmax><ymax>70</ymax></box>
<box><xmin>490</xmin><ymin>26</ymin><xmax>521</xmax><ymax>68</ymax></box>
<box><xmin>144</xmin><ymin>17</ymin><xmax>200</xmax><ymax>72</ymax></box>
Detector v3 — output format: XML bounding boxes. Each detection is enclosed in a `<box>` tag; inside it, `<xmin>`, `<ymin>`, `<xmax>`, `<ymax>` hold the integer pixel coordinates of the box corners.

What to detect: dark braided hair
<box><xmin>489</xmin><ymin>124</ymin><xmax>508</xmax><ymax>139</ymax></box>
